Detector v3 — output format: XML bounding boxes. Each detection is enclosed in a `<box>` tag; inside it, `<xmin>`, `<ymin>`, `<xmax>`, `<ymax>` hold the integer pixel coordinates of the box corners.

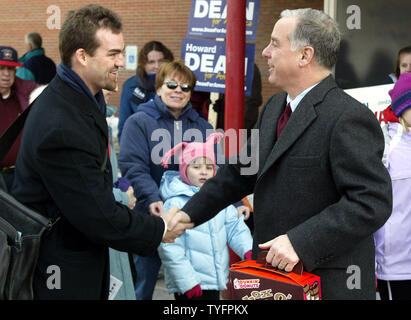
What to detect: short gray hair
<box><xmin>25</xmin><ymin>32</ymin><xmax>42</xmax><ymax>49</ymax></box>
<box><xmin>280</xmin><ymin>8</ymin><xmax>341</xmax><ymax>70</ymax></box>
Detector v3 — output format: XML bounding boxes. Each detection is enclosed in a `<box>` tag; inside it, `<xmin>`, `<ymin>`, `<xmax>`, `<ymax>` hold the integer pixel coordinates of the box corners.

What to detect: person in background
<box><xmin>382</xmin><ymin>46</ymin><xmax>411</xmax><ymax>123</ymax></box>
<box><xmin>16</xmin><ymin>32</ymin><xmax>56</xmax><ymax>84</ymax></box>
<box><xmin>375</xmin><ymin>73</ymin><xmax>411</xmax><ymax>300</ymax></box>
<box><xmin>387</xmin><ymin>46</ymin><xmax>411</xmax><ymax>83</ymax></box>
<box><xmin>0</xmin><ymin>46</ymin><xmax>37</xmax><ymax>191</ymax></box>
<box><xmin>168</xmin><ymin>8</ymin><xmax>393</xmax><ymax>300</ymax></box>
<box><xmin>117</xmin><ymin>40</ymin><xmax>173</xmax><ymax>142</ymax></box>
<box><xmin>158</xmin><ymin>133</ymin><xmax>252</xmax><ymax>300</ymax></box>
<box><xmin>118</xmin><ymin>60</ymin><xmax>215</xmax><ymax>300</ymax></box>
<box><xmin>103</xmin><ymin>88</ymin><xmax>136</xmax><ymax>300</ymax></box>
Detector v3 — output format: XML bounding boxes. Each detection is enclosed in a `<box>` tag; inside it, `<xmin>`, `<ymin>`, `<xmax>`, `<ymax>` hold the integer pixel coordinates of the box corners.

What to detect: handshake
<box><xmin>160</xmin><ymin>207</ymin><xmax>193</xmax><ymax>243</ymax></box>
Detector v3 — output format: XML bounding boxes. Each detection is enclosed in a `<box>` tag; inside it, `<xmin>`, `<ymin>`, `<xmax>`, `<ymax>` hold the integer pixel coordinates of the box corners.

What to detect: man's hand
<box><xmin>258</xmin><ymin>234</ymin><xmax>300</xmax><ymax>272</ymax></box>
<box><xmin>161</xmin><ymin>207</ymin><xmax>194</xmax><ymax>243</ymax></box>
<box><xmin>167</xmin><ymin>209</ymin><xmax>192</xmax><ymax>231</ymax></box>
<box><xmin>149</xmin><ymin>201</ymin><xmax>164</xmax><ymax>216</ymax></box>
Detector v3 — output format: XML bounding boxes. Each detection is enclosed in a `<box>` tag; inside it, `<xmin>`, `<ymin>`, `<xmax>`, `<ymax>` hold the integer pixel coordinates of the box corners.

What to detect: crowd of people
<box><xmin>0</xmin><ymin>3</ymin><xmax>410</xmax><ymax>301</ymax></box>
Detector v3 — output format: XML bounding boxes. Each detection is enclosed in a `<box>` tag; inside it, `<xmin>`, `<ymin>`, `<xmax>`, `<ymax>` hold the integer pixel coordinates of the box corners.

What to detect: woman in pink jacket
<box><xmin>375</xmin><ymin>72</ymin><xmax>411</xmax><ymax>300</ymax></box>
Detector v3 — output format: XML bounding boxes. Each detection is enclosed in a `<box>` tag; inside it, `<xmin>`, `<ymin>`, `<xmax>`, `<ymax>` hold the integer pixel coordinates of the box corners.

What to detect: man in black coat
<box><xmin>169</xmin><ymin>8</ymin><xmax>392</xmax><ymax>299</ymax></box>
<box><xmin>12</xmin><ymin>4</ymin><xmax>192</xmax><ymax>300</ymax></box>
<box><xmin>16</xmin><ymin>32</ymin><xmax>56</xmax><ymax>85</ymax></box>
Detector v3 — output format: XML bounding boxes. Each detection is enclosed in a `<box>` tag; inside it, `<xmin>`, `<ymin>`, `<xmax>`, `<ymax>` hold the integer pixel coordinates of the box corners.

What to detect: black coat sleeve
<box><xmin>35</xmin><ymin>125</ymin><xmax>165</xmax><ymax>255</ymax></box>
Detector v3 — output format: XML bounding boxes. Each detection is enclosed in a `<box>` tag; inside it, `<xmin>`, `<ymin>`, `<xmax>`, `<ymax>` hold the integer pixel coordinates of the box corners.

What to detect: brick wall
<box><xmin>0</xmin><ymin>0</ymin><xmax>322</xmax><ymax>113</ymax></box>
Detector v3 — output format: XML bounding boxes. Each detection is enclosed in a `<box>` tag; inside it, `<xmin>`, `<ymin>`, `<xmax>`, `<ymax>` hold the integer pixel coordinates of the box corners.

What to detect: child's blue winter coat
<box><xmin>158</xmin><ymin>171</ymin><xmax>253</xmax><ymax>294</ymax></box>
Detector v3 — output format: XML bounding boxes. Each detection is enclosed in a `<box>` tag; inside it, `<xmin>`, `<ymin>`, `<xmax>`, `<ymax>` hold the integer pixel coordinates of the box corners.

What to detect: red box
<box><xmin>229</xmin><ymin>252</ymin><xmax>321</xmax><ymax>300</ymax></box>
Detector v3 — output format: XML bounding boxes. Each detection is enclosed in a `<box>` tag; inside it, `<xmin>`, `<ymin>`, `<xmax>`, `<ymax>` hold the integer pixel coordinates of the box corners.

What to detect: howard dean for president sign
<box><xmin>187</xmin><ymin>0</ymin><xmax>260</xmax><ymax>41</ymax></box>
<box><xmin>181</xmin><ymin>38</ymin><xmax>255</xmax><ymax>96</ymax></box>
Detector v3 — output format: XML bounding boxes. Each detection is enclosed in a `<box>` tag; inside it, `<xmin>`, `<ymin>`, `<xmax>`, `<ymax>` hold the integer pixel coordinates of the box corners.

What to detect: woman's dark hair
<box><xmin>395</xmin><ymin>46</ymin><xmax>411</xmax><ymax>79</ymax></box>
<box><xmin>137</xmin><ymin>41</ymin><xmax>174</xmax><ymax>79</ymax></box>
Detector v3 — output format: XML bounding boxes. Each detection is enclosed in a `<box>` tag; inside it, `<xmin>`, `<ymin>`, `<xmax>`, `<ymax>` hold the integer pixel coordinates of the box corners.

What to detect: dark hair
<box><xmin>137</xmin><ymin>41</ymin><xmax>174</xmax><ymax>79</ymax></box>
<box><xmin>59</xmin><ymin>4</ymin><xmax>122</xmax><ymax>67</ymax></box>
<box><xmin>155</xmin><ymin>59</ymin><xmax>196</xmax><ymax>93</ymax></box>
<box><xmin>395</xmin><ymin>46</ymin><xmax>411</xmax><ymax>79</ymax></box>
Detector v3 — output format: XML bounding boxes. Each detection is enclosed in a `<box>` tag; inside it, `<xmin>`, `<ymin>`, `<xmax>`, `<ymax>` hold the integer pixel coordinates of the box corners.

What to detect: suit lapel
<box><xmin>258</xmin><ymin>75</ymin><xmax>337</xmax><ymax>179</ymax></box>
<box><xmin>259</xmin><ymin>100</ymin><xmax>317</xmax><ymax>178</ymax></box>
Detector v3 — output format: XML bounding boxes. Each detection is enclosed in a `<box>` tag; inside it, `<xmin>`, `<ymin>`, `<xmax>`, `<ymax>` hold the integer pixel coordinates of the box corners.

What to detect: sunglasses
<box><xmin>164</xmin><ymin>81</ymin><xmax>191</xmax><ymax>92</ymax></box>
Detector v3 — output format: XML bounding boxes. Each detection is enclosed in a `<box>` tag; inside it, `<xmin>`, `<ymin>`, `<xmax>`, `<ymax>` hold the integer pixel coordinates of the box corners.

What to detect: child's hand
<box><xmin>185</xmin><ymin>284</ymin><xmax>202</xmax><ymax>299</ymax></box>
<box><xmin>236</xmin><ymin>205</ymin><xmax>250</xmax><ymax>220</ymax></box>
<box><xmin>244</xmin><ymin>250</ymin><xmax>252</xmax><ymax>260</ymax></box>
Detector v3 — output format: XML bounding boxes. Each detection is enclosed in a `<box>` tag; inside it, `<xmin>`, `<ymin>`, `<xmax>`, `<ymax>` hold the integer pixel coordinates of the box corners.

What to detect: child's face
<box><xmin>186</xmin><ymin>157</ymin><xmax>214</xmax><ymax>187</ymax></box>
<box><xmin>402</xmin><ymin>108</ymin><xmax>411</xmax><ymax>127</ymax></box>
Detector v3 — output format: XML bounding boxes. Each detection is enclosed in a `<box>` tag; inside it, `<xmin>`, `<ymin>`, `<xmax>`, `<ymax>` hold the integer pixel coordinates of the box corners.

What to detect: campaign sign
<box><xmin>345</xmin><ymin>83</ymin><xmax>394</xmax><ymax>125</ymax></box>
<box><xmin>181</xmin><ymin>37</ymin><xmax>255</xmax><ymax>96</ymax></box>
<box><xmin>187</xmin><ymin>0</ymin><xmax>260</xmax><ymax>41</ymax></box>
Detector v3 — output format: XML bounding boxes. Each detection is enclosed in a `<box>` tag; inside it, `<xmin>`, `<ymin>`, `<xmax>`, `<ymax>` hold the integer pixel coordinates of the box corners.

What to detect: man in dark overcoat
<box><xmin>168</xmin><ymin>8</ymin><xmax>392</xmax><ymax>300</ymax></box>
<box><xmin>12</xmin><ymin>4</ymin><xmax>192</xmax><ymax>299</ymax></box>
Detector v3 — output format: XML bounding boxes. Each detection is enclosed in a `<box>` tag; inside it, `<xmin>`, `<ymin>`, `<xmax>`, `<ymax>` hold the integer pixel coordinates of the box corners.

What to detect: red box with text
<box><xmin>229</xmin><ymin>251</ymin><xmax>321</xmax><ymax>300</ymax></box>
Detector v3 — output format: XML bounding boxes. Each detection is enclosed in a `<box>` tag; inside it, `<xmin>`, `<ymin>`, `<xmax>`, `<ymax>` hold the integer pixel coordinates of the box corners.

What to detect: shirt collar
<box><xmin>287</xmin><ymin>82</ymin><xmax>319</xmax><ymax>112</ymax></box>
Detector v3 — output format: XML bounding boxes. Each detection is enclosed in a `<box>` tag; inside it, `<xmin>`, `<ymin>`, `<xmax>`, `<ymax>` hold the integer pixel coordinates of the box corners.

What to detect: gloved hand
<box><xmin>185</xmin><ymin>284</ymin><xmax>202</xmax><ymax>299</ymax></box>
<box><xmin>244</xmin><ymin>250</ymin><xmax>252</xmax><ymax>260</ymax></box>
<box><xmin>114</xmin><ymin>177</ymin><xmax>131</xmax><ymax>192</ymax></box>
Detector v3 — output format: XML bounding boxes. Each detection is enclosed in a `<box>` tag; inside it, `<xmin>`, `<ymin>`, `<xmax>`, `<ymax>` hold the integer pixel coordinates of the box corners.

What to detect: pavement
<box><xmin>152</xmin><ymin>272</ymin><xmax>227</xmax><ymax>300</ymax></box>
<box><xmin>152</xmin><ymin>276</ymin><xmax>175</xmax><ymax>300</ymax></box>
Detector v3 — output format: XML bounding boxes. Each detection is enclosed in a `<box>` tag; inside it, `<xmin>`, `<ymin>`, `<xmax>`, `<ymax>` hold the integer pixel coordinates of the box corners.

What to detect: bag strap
<box><xmin>0</xmin><ymin>102</ymin><xmax>33</xmax><ymax>163</ymax></box>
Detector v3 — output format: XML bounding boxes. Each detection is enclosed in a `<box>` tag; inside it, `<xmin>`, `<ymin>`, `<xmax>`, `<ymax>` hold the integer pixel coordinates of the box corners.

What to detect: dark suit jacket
<box><xmin>12</xmin><ymin>75</ymin><xmax>165</xmax><ymax>299</ymax></box>
<box><xmin>183</xmin><ymin>75</ymin><xmax>392</xmax><ymax>299</ymax></box>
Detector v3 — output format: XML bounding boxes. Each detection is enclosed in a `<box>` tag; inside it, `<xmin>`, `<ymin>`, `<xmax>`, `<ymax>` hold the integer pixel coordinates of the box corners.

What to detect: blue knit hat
<box><xmin>389</xmin><ymin>73</ymin><xmax>411</xmax><ymax>117</ymax></box>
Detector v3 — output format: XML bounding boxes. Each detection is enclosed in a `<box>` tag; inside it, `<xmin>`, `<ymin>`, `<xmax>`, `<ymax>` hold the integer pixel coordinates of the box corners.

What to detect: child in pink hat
<box><xmin>158</xmin><ymin>133</ymin><xmax>253</xmax><ymax>300</ymax></box>
<box><xmin>375</xmin><ymin>72</ymin><xmax>411</xmax><ymax>300</ymax></box>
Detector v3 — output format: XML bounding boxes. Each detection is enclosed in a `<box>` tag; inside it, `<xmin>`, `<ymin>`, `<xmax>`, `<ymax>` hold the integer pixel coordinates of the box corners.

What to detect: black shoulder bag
<box><xmin>0</xmin><ymin>103</ymin><xmax>56</xmax><ymax>300</ymax></box>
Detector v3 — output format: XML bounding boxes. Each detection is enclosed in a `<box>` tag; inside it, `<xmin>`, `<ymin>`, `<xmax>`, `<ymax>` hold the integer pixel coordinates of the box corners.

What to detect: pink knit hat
<box><xmin>161</xmin><ymin>132</ymin><xmax>224</xmax><ymax>185</ymax></box>
<box><xmin>389</xmin><ymin>72</ymin><xmax>411</xmax><ymax>117</ymax></box>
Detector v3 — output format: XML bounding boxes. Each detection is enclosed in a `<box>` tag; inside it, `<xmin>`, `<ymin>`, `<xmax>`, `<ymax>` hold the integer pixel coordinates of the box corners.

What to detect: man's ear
<box><xmin>73</xmin><ymin>48</ymin><xmax>88</xmax><ymax>67</ymax></box>
<box><xmin>299</xmin><ymin>46</ymin><xmax>314</xmax><ymax>67</ymax></box>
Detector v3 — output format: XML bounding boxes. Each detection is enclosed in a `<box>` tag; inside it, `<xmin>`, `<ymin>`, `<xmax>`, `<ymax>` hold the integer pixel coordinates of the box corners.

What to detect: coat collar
<box><xmin>258</xmin><ymin>75</ymin><xmax>338</xmax><ymax>179</ymax></box>
<box><xmin>50</xmin><ymin>75</ymin><xmax>108</xmax><ymax>139</ymax></box>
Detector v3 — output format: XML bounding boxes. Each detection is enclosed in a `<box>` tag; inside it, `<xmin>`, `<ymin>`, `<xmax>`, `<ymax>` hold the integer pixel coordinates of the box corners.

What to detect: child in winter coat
<box><xmin>375</xmin><ymin>73</ymin><xmax>411</xmax><ymax>300</ymax></box>
<box><xmin>158</xmin><ymin>132</ymin><xmax>253</xmax><ymax>300</ymax></box>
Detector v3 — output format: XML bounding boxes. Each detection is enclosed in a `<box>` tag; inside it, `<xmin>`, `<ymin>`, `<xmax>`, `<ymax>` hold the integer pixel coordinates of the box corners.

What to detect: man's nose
<box><xmin>116</xmin><ymin>53</ymin><xmax>125</xmax><ymax>68</ymax></box>
<box><xmin>262</xmin><ymin>45</ymin><xmax>270</xmax><ymax>58</ymax></box>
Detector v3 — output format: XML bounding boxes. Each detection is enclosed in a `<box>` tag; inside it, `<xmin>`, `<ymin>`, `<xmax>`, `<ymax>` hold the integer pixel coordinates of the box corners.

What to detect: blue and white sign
<box><xmin>181</xmin><ymin>37</ymin><xmax>255</xmax><ymax>96</ymax></box>
<box><xmin>125</xmin><ymin>45</ymin><xmax>138</xmax><ymax>71</ymax></box>
<box><xmin>187</xmin><ymin>0</ymin><xmax>260</xmax><ymax>41</ymax></box>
